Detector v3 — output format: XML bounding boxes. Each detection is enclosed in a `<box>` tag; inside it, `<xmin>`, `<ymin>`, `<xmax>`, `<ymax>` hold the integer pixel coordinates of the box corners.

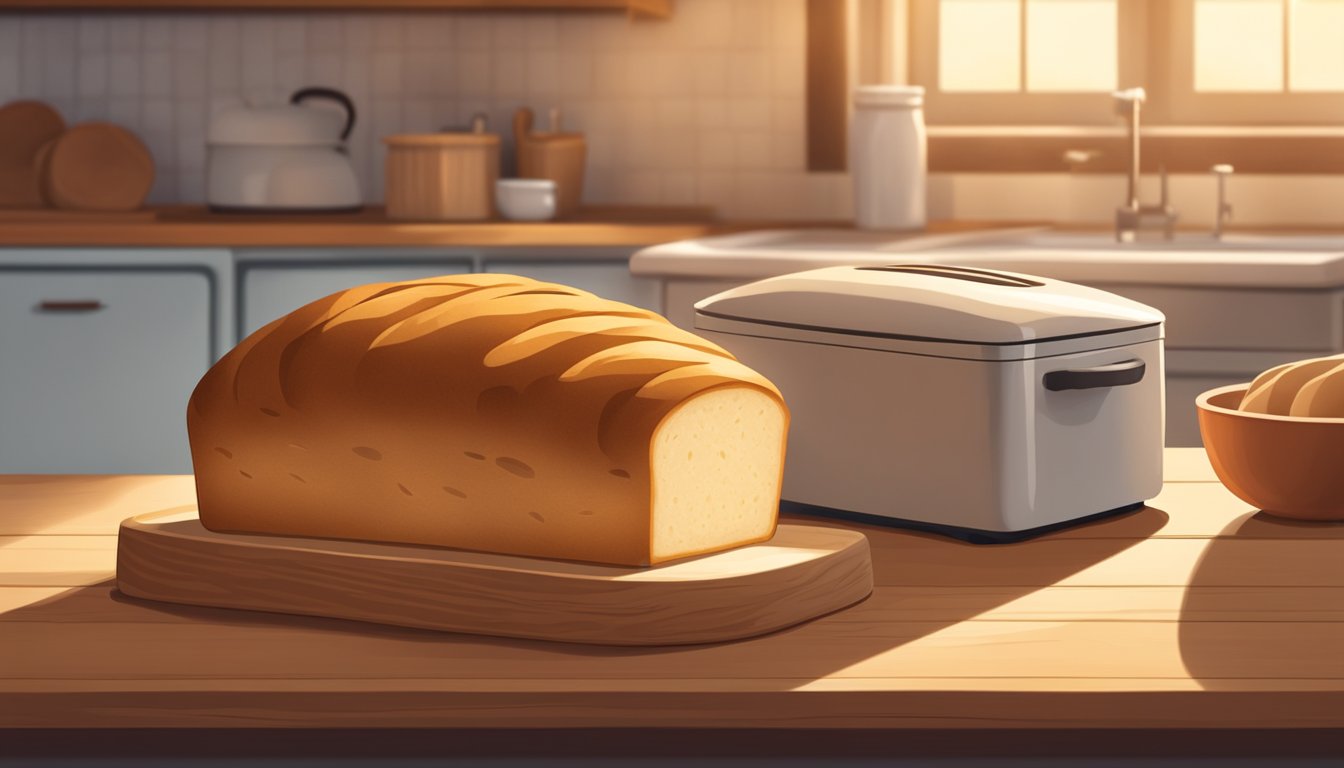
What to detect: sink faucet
<box><xmin>1211</xmin><ymin>164</ymin><xmax>1234</xmax><ymax>240</ymax></box>
<box><xmin>1113</xmin><ymin>87</ymin><xmax>1178</xmax><ymax>243</ymax></box>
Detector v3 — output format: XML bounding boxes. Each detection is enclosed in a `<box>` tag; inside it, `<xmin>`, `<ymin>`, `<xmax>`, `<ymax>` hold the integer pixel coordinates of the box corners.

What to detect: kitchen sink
<box><xmin>973</xmin><ymin>229</ymin><xmax>1344</xmax><ymax>254</ymax></box>
<box><xmin>918</xmin><ymin>229</ymin><xmax>1344</xmax><ymax>290</ymax></box>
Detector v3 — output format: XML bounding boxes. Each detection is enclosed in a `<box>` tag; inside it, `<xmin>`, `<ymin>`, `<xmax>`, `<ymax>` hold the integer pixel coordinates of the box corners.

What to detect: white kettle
<box><xmin>206</xmin><ymin>87</ymin><xmax>361</xmax><ymax>212</ymax></box>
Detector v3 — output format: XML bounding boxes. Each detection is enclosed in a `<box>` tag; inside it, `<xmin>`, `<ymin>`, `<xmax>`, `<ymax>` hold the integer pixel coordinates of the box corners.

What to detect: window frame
<box><xmin>908</xmin><ymin>0</ymin><xmax>1149</xmax><ymax>126</ymax></box>
<box><xmin>1158</xmin><ymin>0</ymin><xmax>1344</xmax><ymax>125</ymax></box>
<box><xmin>803</xmin><ymin>0</ymin><xmax>1344</xmax><ymax>173</ymax></box>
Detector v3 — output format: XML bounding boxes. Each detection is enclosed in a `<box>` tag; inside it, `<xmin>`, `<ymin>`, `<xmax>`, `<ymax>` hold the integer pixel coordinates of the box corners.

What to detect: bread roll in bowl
<box><xmin>1239</xmin><ymin>354</ymin><xmax>1344</xmax><ymax>418</ymax></box>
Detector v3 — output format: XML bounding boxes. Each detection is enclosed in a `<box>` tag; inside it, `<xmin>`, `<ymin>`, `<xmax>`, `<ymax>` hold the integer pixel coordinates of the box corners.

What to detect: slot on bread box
<box><xmin>116</xmin><ymin>274</ymin><xmax>874</xmax><ymax>645</ymax></box>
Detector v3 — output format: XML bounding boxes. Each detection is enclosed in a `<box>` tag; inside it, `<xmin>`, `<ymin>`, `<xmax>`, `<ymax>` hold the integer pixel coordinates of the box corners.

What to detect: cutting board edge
<box><xmin>114</xmin><ymin>511</ymin><xmax>874</xmax><ymax>647</ymax></box>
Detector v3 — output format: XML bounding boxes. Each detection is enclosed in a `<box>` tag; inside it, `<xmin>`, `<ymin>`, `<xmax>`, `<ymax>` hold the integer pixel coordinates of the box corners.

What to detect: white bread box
<box><xmin>694</xmin><ymin>264</ymin><xmax>1166</xmax><ymax>542</ymax></box>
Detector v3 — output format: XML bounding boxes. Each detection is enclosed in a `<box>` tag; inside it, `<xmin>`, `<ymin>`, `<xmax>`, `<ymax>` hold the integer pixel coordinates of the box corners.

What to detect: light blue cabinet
<box><xmin>1</xmin><ymin>246</ymin><xmax>652</xmax><ymax>472</ymax></box>
<box><xmin>238</xmin><ymin>256</ymin><xmax>475</xmax><ymax>339</ymax></box>
<box><xmin>0</xmin><ymin>268</ymin><xmax>214</xmax><ymax>473</ymax></box>
<box><xmin>484</xmin><ymin>255</ymin><xmax>661</xmax><ymax>312</ymax></box>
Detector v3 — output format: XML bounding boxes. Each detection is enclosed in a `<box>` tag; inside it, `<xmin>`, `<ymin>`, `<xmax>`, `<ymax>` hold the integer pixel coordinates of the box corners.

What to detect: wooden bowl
<box><xmin>1197</xmin><ymin>383</ymin><xmax>1344</xmax><ymax>520</ymax></box>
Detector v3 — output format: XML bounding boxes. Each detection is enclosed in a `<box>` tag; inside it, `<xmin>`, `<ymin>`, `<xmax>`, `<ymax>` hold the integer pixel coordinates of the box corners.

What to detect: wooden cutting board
<box><xmin>0</xmin><ymin>100</ymin><xmax>65</xmax><ymax>207</ymax></box>
<box><xmin>116</xmin><ymin>509</ymin><xmax>873</xmax><ymax>646</ymax></box>
<box><xmin>44</xmin><ymin>122</ymin><xmax>155</xmax><ymax>211</ymax></box>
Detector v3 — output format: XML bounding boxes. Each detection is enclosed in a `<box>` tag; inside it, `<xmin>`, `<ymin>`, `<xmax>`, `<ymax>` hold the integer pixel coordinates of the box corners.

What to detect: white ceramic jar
<box><xmin>850</xmin><ymin>85</ymin><xmax>926</xmax><ymax>230</ymax></box>
<box><xmin>495</xmin><ymin>178</ymin><xmax>557</xmax><ymax>221</ymax></box>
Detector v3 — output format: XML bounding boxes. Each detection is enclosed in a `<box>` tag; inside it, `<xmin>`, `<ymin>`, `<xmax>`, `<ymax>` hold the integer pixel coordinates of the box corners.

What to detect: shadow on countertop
<box><xmin>6</xmin><ymin>504</ymin><xmax>1168</xmax><ymax>679</ymax></box>
<box><xmin>1178</xmin><ymin>509</ymin><xmax>1344</xmax><ymax>689</ymax></box>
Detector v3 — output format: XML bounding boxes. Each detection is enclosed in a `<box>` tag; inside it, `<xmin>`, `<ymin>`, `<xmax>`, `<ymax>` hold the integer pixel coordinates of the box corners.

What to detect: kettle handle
<box><xmin>290</xmin><ymin>87</ymin><xmax>356</xmax><ymax>141</ymax></box>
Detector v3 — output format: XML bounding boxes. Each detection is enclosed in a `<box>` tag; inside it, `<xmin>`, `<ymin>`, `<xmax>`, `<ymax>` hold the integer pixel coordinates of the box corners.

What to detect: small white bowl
<box><xmin>495</xmin><ymin>179</ymin><xmax>557</xmax><ymax>221</ymax></box>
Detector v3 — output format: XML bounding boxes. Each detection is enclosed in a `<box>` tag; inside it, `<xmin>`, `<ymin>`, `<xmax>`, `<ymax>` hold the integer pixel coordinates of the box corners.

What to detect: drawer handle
<box><xmin>37</xmin><ymin>300</ymin><xmax>105</xmax><ymax>312</ymax></box>
<box><xmin>1044</xmin><ymin>359</ymin><xmax>1146</xmax><ymax>391</ymax></box>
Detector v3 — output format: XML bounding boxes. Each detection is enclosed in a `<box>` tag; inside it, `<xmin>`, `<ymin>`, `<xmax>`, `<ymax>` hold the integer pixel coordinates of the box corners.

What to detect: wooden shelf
<box><xmin>0</xmin><ymin>0</ymin><xmax>672</xmax><ymax>16</ymax></box>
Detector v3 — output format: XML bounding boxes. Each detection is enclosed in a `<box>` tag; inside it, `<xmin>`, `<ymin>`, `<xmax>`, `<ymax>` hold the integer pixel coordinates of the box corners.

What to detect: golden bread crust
<box><xmin>187</xmin><ymin>274</ymin><xmax>785</xmax><ymax>565</ymax></box>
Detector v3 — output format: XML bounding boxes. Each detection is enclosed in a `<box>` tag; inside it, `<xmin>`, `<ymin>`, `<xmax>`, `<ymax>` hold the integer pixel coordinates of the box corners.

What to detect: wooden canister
<box><xmin>383</xmin><ymin>133</ymin><xmax>500</xmax><ymax>221</ymax></box>
<box><xmin>514</xmin><ymin>108</ymin><xmax>586</xmax><ymax>219</ymax></box>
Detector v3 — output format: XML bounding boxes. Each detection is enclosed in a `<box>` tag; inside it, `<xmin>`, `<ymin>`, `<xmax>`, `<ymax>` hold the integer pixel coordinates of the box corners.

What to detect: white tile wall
<box><xmin>0</xmin><ymin>0</ymin><xmax>853</xmax><ymax>220</ymax></box>
<box><xmin>14</xmin><ymin>3</ymin><xmax>1327</xmax><ymax>227</ymax></box>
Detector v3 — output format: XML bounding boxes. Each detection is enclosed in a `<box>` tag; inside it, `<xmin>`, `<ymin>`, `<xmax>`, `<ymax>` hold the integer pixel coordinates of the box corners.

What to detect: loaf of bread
<box><xmin>187</xmin><ymin>274</ymin><xmax>789</xmax><ymax>566</ymax></box>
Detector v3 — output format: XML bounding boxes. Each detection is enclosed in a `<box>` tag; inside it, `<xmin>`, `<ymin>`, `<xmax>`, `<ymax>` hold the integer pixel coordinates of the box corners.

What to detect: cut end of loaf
<box><xmin>649</xmin><ymin>387</ymin><xmax>786</xmax><ymax>563</ymax></box>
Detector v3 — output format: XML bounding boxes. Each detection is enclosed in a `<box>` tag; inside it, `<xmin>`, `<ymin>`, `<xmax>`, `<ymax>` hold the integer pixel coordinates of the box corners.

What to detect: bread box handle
<box><xmin>1044</xmin><ymin>359</ymin><xmax>1145</xmax><ymax>392</ymax></box>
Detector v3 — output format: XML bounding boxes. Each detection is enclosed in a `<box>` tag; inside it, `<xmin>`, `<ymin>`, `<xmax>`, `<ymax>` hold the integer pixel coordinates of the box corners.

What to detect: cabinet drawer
<box><xmin>0</xmin><ymin>269</ymin><xmax>213</xmax><ymax>473</ymax></box>
<box><xmin>484</xmin><ymin>260</ymin><xmax>661</xmax><ymax>313</ymax></box>
<box><xmin>240</xmin><ymin>262</ymin><xmax>473</xmax><ymax>339</ymax></box>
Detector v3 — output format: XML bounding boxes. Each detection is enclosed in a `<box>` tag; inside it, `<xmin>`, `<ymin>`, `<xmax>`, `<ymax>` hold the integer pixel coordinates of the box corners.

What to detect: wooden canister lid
<box><xmin>384</xmin><ymin>133</ymin><xmax>500</xmax><ymax>147</ymax></box>
<box><xmin>526</xmin><ymin>132</ymin><xmax>585</xmax><ymax>146</ymax></box>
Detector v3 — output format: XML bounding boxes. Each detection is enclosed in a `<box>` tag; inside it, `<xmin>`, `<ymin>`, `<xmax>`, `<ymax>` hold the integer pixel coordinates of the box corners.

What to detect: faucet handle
<box><xmin>1211</xmin><ymin>164</ymin><xmax>1234</xmax><ymax>239</ymax></box>
<box><xmin>1112</xmin><ymin>87</ymin><xmax>1147</xmax><ymax>116</ymax></box>
<box><xmin>1063</xmin><ymin>149</ymin><xmax>1101</xmax><ymax>169</ymax></box>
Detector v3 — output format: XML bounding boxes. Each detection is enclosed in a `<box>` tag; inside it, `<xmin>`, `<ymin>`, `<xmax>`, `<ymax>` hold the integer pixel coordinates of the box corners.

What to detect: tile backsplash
<box><xmin>0</xmin><ymin>0</ymin><xmax>853</xmax><ymax>219</ymax></box>
<box><xmin>9</xmin><ymin>2</ymin><xmax>1337</xmax><ymax>228</ymax></box>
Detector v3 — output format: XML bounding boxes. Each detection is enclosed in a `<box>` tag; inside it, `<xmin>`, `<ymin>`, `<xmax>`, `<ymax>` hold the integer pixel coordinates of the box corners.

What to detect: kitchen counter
<box><xmin>631</xmin><ymin>226</ymin><xmax>1344</xmax><ymax>288</ymax></box>
<box><xmin>0</xmin><ymin>205</ymin><xmax>744</xmax><ymax>248</ymax></box>
<box><xmin>0</xmin><ymin>209</ymin><xmax>1036</xmax><ymax>249</ymax></box>
<box><xmin>5</xmin><ymin>449</ymin><xmax>1344</xmax><ymax>759</ymax></box>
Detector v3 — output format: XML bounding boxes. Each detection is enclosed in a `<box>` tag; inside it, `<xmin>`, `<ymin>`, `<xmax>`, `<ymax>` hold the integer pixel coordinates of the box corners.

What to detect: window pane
<box><xmin>1291</xmin><ymin>0</ymin><xmax>1344</xmax><ymax>91</ymax></box>
<box><xmin>1025</xmin><ymin>0</ymin><xmax>1118</xmax><ymax>92</ymax></box>
<box><xmin>1194</xmin><ymin>0</ymin><xmax>1284</xmax><ymax>91</ymax></box>
<box><xmin>939</xmin><ymin>0</ymin><xmax>1022</xmax><ymax>92</ymax></box>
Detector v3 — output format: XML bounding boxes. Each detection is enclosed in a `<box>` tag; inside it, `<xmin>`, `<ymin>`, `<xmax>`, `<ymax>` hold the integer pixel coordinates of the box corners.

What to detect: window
<box><xmin>908</xmin><ymin>0</ymin><xmax>1144</xmax><ymax>125</ymax></box>
<box><xmin>905</xmin><ymin>0</ymin><xmax>1344</xmax><ymax>125</ymax></box>
<box><xmin>1194</xmin><ymin>0</ymin><xmax>1344</xmax><ymax>92</ymax></box>
<box><xmin>938</xmin><ymin>0</ymin><xmax>1118</xmax><ymax>93</ymax></box>
<box><xmin>1158</xmin><ymin>0</ymin><xmax>1344</xmax><ymax>124</ymax></box>
<box><xmin>806</xmin><ymin>1</ymin><xmax>1344</xmax><ymax>173</ymax></box>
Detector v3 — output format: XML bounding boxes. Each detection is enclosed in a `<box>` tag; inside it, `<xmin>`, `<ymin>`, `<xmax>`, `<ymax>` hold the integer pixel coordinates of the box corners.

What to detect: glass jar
<box><xmin>850</xmin><ymin>85</ymin><xmax>927</xmax><ymax>230</ymax></box>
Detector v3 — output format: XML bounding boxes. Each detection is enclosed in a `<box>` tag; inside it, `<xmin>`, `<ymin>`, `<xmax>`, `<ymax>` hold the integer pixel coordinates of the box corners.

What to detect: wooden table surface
<box><xmin>4</xmin><ymin>449</ymin><xmax>1344</xmax><ymax>758</ymax></box>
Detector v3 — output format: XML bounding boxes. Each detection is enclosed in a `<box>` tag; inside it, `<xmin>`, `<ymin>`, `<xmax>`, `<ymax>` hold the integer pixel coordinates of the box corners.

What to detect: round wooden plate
<box><xmin>116</xmin><ymin>508</ymin><xmax>874</xmax><ymax>646</ymax></box>
<box><xmin>44</xmin><ymin>122</ymin><xmax>155</xmax><ymax>211</ymax></box>
<box><xmin>0</xmin><ymin>100</ymin><xmax>65</xmax><ymax>207</ymax></box>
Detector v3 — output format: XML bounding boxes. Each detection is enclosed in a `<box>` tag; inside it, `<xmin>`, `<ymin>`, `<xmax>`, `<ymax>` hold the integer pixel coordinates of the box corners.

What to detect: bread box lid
<box><xmin>694</xmin><ymin>264</ymin><xmax>1164</xmax><ymax>359</ymax></box>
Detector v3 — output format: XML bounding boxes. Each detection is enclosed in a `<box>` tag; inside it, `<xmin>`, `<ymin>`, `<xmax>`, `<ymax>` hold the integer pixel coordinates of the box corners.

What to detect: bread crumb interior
<box><xmin>650</xmin><ymin>387</ymin><xmax>785</xmax><ymax>561</ymax></box>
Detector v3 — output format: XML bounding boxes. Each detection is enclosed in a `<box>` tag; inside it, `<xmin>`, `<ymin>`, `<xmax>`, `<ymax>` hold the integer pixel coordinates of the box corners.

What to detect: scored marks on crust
<box><xmin>496</xmin><ymin>457</ymin><xmax>535</xmax><ymax>478</ymax></box>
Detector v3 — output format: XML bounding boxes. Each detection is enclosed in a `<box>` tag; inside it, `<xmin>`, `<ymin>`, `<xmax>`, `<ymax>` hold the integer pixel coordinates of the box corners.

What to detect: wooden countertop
<box><xmin>0</xmin><ymin>207</ymin><xmax>1038</xmax><ymax>250</ymax></box>
<box><xmin>0</xmin><ymin>205</ymin><xmax>776</xmax><ymax>248</ymax></box>
<box><xmin>5</xmin><ymin>449</ymin><xmax>1344</xmax><ymax>759</ymax></box>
